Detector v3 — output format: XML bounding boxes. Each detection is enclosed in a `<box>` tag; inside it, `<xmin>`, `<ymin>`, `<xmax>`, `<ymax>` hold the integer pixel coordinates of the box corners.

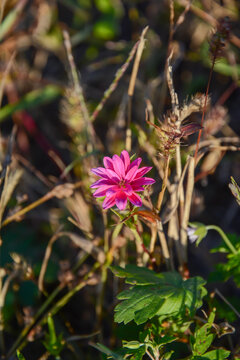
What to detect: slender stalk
<box><xmin>90</xmin><ymin>39</ymin><xmax>139</xmax><ymax>122</ymax></box>
<box><xmin>194</xmin><ymin>55</ymin><xmax>216</xmax><ymax>163</ymax></box>
<box><xmin>206</xmin><ymin>225</ymin><xmax>237</xmax><ymax>255</ymax></box>
<box><xmin>180</xmin><ymin>156</ymin><xmax>195</xmax><ymax>263</ymax></box>
<box><xmin>126</xmin><ymin>26</ymin><xmax>148</xmax><ymax>152</ymax></box>
<box><xmin>1</xmin><ymin>182</ymin><xmax>82</xmax><ymax>228</ymax></box>
<box><xmin>157</xmin><ymin>221</ymin><xmax>172</xmax><ymax>270</ymax></box>
<box><xmin>157</xmin><ymin>156</ymin><xmax>170</xmax><ymax>213</ymax></box>
<box><xmin>6</xmin><ymin>284</ymin><xmax>64</xmax><ymax>358</ymax></box>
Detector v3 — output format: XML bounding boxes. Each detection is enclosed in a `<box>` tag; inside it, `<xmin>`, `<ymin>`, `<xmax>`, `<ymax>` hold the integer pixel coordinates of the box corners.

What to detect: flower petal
<box><xmin>93</xmin><ymin>185</ymin><xmax>116</xmax><ymax>197</ymax></box>
<box><xmin>90</xmin><ymin>179</ymin><xmax>115</xmax><ymax>188</ymax></box>
<box><xmin>102</xmin><ymin>194</ymin><xmax>116</xmax><ymax>209</ymax></box>
<box><xmin>134</xmin><ymin>166</ymin><xmax>152</xmax><ymax>179</ymax></box>
<box><xmin>115</xmin><ymin>191</ymin><xmax>127</xmax><ymax>210</ymax></box>
<box><xmin>112</xmin><ymin>154</ymin><xmax>125</xmax><ymax>178</ymax></box>
<box><xmin>129</xmin><ymin>157</ymin><xmax>142</xmax><ymax>170</ymax></box>
<box><xmin>131</xmin><ymin>177</ymin><xmax>155</xmax><ymax>187</ymax></box>
<box><xmin>131</xmin><ymin>186</ymin><xmax>145</xmax><ymax>192</ymax></box>
<box><xmin>91</xmin><ymin>167</ymin><xmax>110</xmax><ymax>178</ymax></box>
<box><xmin>103</xmin><ymin>168</ymin><xmax>121</xmax><ymax>183</ymax></box>
<box><xmin>125</xmin><ymin>165</ymin><xmax>138</xmax><ymax>182</ymax></box>
<box><xmin>128</xmin><ymin>192</ymin><xmax>142</xmax><ymax>207</ymax></box>
<box><xmin>103</xmin><ymin>156</ymin><xmax>114</xmax><ymax>170</ymax></box>
<box><xmin>120</xmin><ymin>150</ymin><xmax>130</xmax><ymax>172</ymax></box>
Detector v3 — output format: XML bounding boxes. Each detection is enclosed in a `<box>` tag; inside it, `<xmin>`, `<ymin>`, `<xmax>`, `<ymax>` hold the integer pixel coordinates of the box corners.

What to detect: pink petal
<box><xmin>103</xmin><ymin>156</ymin><xmax>114</xmax><ymax>170</ymax></box>
<box><xmin>91</xmin><ymin>167</ymin><xmax>110</xmax><ymax>178</ymax></box>
<box><xmin>125</xmin><ymin>165</ymin><xmax>138</xmax><ymax>182</ymax></box>
<box><xmin>115</xmin><ymin>191</ymin><xmax>127</xmax><ymax>210</ymax></box>
<box><xmin>112</xmin><ymin>155</ymin><xmax>125</xmax><ymax>178</ymax></box>
<box><xmin>129</xmin><ymin>157</ymin><xmax>142</xmax><ymax>170</ymax></box>
<box><xmin>123</xmin><ymin>184</ymin><xmax>133</xmax><ymax>195</ymax></box>
<box><xmin>131</xmin><ymin>185</ymin><xmax>145</xmax><ymax>192</ymax></box>
<box><xmin>128</xmin><ymin>192</ymin><xmax>142</xmax><ymax>207</ymax></box>
<box><xmin>90</xmin><ymin>179</ymin><xmax>115</xmax><ymax>188</ymax></box>
<box><xmin>102</xmin><ymin>194</ymin><xmax>116</xmax><ymax>209</ymax></box>
<box><xmin>93</xmin><ymin>185</ymin><xmax>116</xmax><ymax>198</ymax></box>
<box><xmin>120</xmin><ymin>150</ymin><xmax>130</xmax><ymax>171</ymax></box>
<box><xmin>106</xmin><ymin>185</ymin><xmax>120</xmax><ymax>196</ymax></box>
<box><xmin>134</xmin><ymin>166</ymin><xmax>152</xmax><ymax>179</ymax></box>
<box><xmin>104</xmin><ymin>168</ymin><xmax>121</xmax><ymax>183</ymax></box>
<box><xmin>131</xmin><ymin>177</ymin><xmax>155</xmax><ymax>187</ymax></box>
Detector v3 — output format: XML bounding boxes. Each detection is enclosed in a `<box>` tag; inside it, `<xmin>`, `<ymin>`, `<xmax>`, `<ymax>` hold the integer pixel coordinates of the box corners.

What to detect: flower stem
<box><xmin>206</xmin><ymin>225</ymin><xmax>237</xmax><ymax>255</ymax></box>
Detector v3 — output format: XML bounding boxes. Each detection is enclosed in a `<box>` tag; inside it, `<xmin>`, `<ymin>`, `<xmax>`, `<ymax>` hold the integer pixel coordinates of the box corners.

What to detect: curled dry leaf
<box><xmin>133</xmin><ymin>210</ymin><xmax>161</xmax><ymax>224</ymax></box>
<box><xmin>63</xmin><ymin>232</ymin><xmax>106</xmax><ymax>264</ymax></box>
<box><xmin>65</xmin><ymin>192</ymin><xmax>92</xmax><ymax>233</ymax></box>
<box><xmin>51</xmin><ymin>183</ymin><xmax>74</xmax><ymax>199</ymax></box>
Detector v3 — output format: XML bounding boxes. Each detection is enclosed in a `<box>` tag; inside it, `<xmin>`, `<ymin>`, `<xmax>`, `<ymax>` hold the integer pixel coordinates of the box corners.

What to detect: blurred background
<box><xmin>1</xmin><ymin>0</ymin><xmax>240</xmax><ymax>358</ymax></box>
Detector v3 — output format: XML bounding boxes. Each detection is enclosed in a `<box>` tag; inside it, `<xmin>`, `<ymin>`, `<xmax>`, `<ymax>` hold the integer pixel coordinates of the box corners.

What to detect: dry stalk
<box><xmin>0</xmin><ymin>51</ymin><xmax>16</xmax><ymax>107</ymax></box>
<box><xmin>90</xmin><ymin>39</ymin><xmax>139</xmax><ymax>122</ymax></box>
<box><xmin>126</xmin><ymin>26</ymin><xmax>149</xmax><ymax>152</ymax></box>
<box><xmin>167</xmin><ymin>187</ymin><xmax>183</xmax><ymax>266</ymax></box>
<box><xmin>1</xmin><ymin>181</ymin><xmax>82</xmax><ymax>228</ymax></box>
<box><xmin>38</xmin><ymin>227</ymin><xmax>63</xmax><ymax>294</ymax></box>
<box><xmin>63</xmin><ymin>29</ymin><xmax>97</xmax><ymax>151</ymax></box>
<box><xmin>157</xmin><ymin>220</ymin><xmax>173</xmax><ymax>270</ymax></box>
<box><xmin>180</xmin><ymin>156</ymin><xmax>195</xmax><ymax>263</ymax></box>
<box><xmin>157</xmin><ymin>156</ymin><xmax>170</xmax><ymax>213</ymax></box>
<box><xmin>0</xmin><ymin>166</ymin><xmax>23</xmax><ymax>226</ymax></box>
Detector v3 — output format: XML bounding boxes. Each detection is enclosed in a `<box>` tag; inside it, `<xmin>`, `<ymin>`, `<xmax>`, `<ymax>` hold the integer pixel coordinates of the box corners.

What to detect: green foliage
<box><xmin>42</xmin><ymin>315</ymin><xmax>65</xmax><ymax>357</ymax></box>
<box><xmin>210</xmin><ymin>234</ymin><xmax>240</xmax><ymax>287</ymax></box>
<box><xmin>190</xmin><ymin>312</ymin><xmax>230</xmax><ymax>359</ymax></box>
<box><xmin>16</xmin><ymin>350</ymin><xmax>26</xmax><ymax>360</ymax></box>
<box><xmin>188</xmin><ymin>222</ymin><xmax>208</xmax><ymax>246</ymax></box>
<box><xmin>191</xmin><ymin>311</ymin><xmax>216</xmax><ymax>357</ymax></box>
<box><xmin>0</xmin><ymin>85</ymin><xmax>62</xmax><ymax>122</ymax></box>
<box><xmin>111</xmin><ymin>265</ymin><xmax>207</xmax><ymax>325</ymax></box>
<box><xmin>191</xmin><ymin>349</ymin><xmax>230</xmax><ymax>360</ymax></box>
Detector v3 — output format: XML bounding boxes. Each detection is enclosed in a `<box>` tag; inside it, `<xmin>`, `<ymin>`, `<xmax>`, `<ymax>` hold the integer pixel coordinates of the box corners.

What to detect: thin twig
<box><xmin>63</xmin><ymin>29</ymin><xmax>96</xmax><ymax>150</ymax></box>
<box><xmin>38</xmin><ymin>227</ymin><xmax>64</xmax><ymax>294</ymax></box>
<box><xmin>1</xmin><ymin>181</ymin><xmax>82</xmax><ymax>228</ymax></box>
<box><xmin>126</xmin><ymin>26</ymin><xmax>149</xmax><ymax>151</ymax></box>
<box><xmin>90</xmin><ymin>40</ymin><xmax>140</xmax><ymax>122</ymax></box>
<box><xmin>215</xmin><ymin>288</ymin><xmax>240</xmax><ymax>319</ymax></box>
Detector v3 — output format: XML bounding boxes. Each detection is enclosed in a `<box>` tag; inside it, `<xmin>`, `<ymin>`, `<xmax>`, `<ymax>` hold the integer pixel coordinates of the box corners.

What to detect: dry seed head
<box><xmin>209</xmin><ymin>17</ymin><xmax>230</xmax><ymax>59</ymax></box>
<box><xmin>153</xmin><ymin>115</ymin><xmax>181</xmax><ymax>158</ymax></box>
<box><xmin>204</xmin><ymin>105</ymin><xmax>227</xmax><ymax>136</ymax></box>
<box><xmin>60</xmin><ymin>87</ymin><xmax>84</xmax><ymax>133</ymax></box>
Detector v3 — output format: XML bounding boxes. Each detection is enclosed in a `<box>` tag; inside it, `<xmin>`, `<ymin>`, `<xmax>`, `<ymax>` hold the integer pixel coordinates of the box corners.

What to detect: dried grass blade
<box><xmin>180</xmin><ymin>156</ymin><xmax>195</xmax><ymax>262</ymax></box>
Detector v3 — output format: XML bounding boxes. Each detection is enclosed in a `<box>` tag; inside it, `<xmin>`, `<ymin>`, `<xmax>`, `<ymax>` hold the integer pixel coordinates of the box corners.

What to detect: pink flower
<box><xmin>91</xmin><ymin>150</ymin><xmax>155</xmax><ymax>210</ymax></box>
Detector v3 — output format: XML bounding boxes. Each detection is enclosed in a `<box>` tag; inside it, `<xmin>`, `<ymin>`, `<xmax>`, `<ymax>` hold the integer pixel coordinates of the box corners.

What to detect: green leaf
<box><xmin>211</xmin><ymin>250</ymin><xmax>240</xmax><ymax>287</ymax></box>
<box><xmin>188</xmin><ymin>222</ymin><xmax>208</xmax><ymax>246</ymax></box>
<box><xmin>112</xmin><ymin>265</ymin><xmax>206</xmax><ymax>325</ymax></box>
<box><xmin>192</xmin><ymin>349</ymin><xmax>230</xmax><ymax>359</ymax></box>
<box><xmin>0</xmin><ymin>85</ymin><xmax>62</xmax><ymax>122</ymax></box>
<box><xmin>192</xmin><ymin>311</ymin><xmax>216</xmax><ymax>356</ymax></box>
<box><xmin>192</xmin><ymin>324</ymin><xmax>215</xmax><ymax>356</ymax></box>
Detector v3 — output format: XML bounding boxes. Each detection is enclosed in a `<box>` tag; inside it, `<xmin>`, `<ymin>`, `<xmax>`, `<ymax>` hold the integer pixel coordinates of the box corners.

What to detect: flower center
<box><xmin>119</xmin><ymin>179</ymin><xmax>125</xmax><ymax>186</ymax></box>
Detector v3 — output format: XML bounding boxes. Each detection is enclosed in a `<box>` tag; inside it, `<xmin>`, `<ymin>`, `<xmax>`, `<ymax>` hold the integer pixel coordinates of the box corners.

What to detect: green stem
<box><xmin>206</xmin><ymin>225</ymin><xmax>237</xmax><ymax>255</ymax></box>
